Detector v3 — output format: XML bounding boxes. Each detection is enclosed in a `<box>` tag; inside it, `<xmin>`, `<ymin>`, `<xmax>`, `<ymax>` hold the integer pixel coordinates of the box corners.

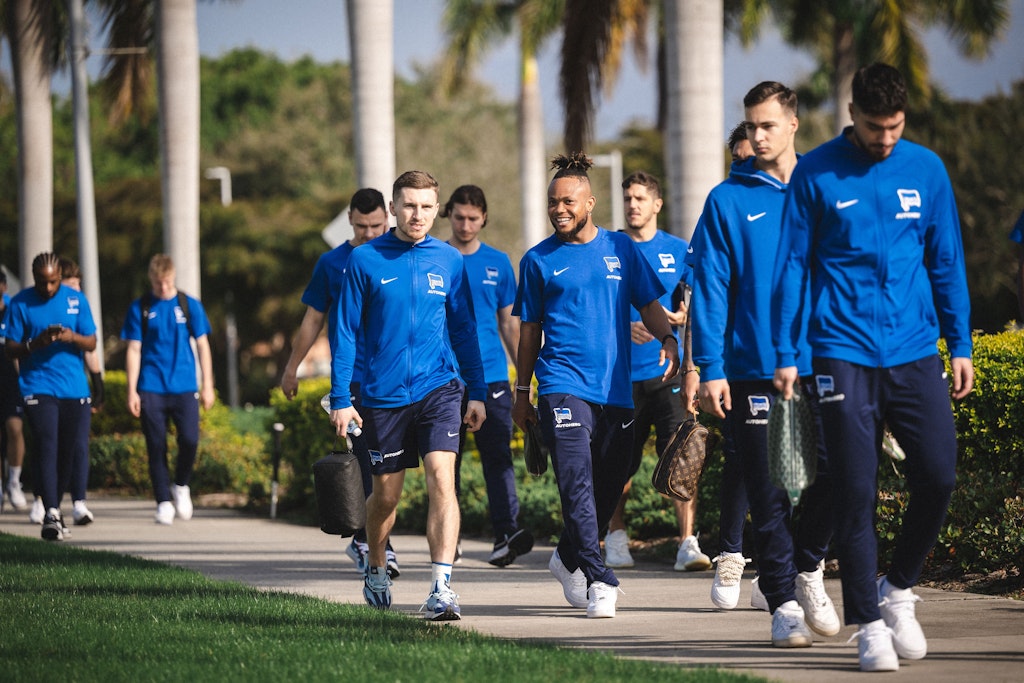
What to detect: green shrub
<box><xmin>88</xmin><ymin>371</ymin><xmax>275</xmax><ymax>503</ymax></box>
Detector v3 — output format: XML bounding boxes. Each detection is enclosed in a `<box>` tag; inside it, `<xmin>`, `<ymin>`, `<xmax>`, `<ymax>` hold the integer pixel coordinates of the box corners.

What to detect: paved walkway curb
<box><xmin>3</xmin><ymin>497</ymin><xmax>1022</xmax><ymax>682</ymax></box>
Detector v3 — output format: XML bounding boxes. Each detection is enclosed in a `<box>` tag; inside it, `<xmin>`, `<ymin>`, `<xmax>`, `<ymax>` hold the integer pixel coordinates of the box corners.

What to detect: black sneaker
<box><xmin>41</xmin><ymin>508</ymin><xmax>64</xmax><ymax>541</ymax></box>
<box><xmin>488</xmin><ymin>528</ymin><xmax>535</xmax><ymax>567</ymax></box>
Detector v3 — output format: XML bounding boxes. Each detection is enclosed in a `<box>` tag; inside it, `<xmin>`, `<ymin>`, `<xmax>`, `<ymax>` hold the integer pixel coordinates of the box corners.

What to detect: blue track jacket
<box><xmin>772</xmin><ymin>131</ymin><xmax>972</xmax><ymax>368</ymax></box>
<box><xmin>330</xmin><ymin>230</ymin><xmax>486</xmax><ymax>409</ymax></box>
<box><xmin>690</xmin><ymin>158</ymin><xmax>812</xmax><ymax>381</ymax></box>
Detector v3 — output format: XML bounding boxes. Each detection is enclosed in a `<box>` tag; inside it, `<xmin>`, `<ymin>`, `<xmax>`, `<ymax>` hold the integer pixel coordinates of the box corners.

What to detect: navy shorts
<box><xmin>362</xmin><ymin>379</ymin><xmax>465</xmax><ymax>475</ymax></box>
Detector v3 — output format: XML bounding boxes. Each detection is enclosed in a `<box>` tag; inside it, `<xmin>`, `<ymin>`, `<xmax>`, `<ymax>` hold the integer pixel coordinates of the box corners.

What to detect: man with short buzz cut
<box><xmin>512</xmin><ymin>153</ymin><xmax>679</xmax><ymax>620</ymax></box>
<box><xmin>329</xmin><ymin>170</ymin><xmax>486</xmax><ymax>622</ymax></box>
<box><xmin>773</xmin><ymin>63</ymin><xmax>974</xmax><ymax>672</ymax></box>
<box><xmin>122</xmin><ymin>254</ymin><xmax>216</xmax><ymax>526</ymax></box>
<box><xmin>690</xmin><ymin>81</ymin><xmax>838</xmax><ymax>649</ymax></box>
<box><xmin>280</xmin><ymin>187</ymin><xmax>398</xmax><ymax>578</ymax></box>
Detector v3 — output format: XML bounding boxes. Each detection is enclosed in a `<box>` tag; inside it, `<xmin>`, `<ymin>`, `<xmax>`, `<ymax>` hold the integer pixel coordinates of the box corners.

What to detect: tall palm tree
<box><xmin>4</xmin><ymin>0</ymin><xmax>59</xmax><ymax>282</ymax></box>
<box><xmin>440</xmin><ymin>0</ymin><xmax>563</xmax><ymax>249</ymax></box>
<box><xmin>347</xmin><ymin>0</ymin><xmax>396</xmax><ymax>196</ymax></box>
<box><xmin>663</xmin><ymin>1</ymin><xmax>722</xmax><ymax>241</ymax></box>
<box><xmin>559</xmin><ymin>0</ymin><xmax>649</xmax><ymax>151</ymax></box>
<box><xmin>154</xmin><ymin>0</ymin><xmax>201</xmax><ymax>295</ymax></box>
<box><xmin>731</xmin><ymin>0</ymin><xmax>1010</xmax><ymax>132</ymax></box>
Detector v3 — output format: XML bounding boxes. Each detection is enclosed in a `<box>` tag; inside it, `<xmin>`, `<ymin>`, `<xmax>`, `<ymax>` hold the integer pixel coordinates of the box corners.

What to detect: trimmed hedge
<box><xmin>88</xmin><ymin>372</ymin><xmax>273</xmax><ymax>503</ymax></box>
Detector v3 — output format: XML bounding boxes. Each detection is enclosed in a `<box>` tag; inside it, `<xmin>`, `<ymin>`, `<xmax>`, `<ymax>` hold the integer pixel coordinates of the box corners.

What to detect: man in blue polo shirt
<box><xmin>122</xmin><ymin>254</ymin><xmax>216</xmax><ymax>525</ymax></box>
<box><xmin>4</xmin><ymin>252</ymin><xmax>97</xmax><ymax>540</ymax></box>
<box><xmin>773</xmin><ymin>63</ymin><xmax>973</xmax><ymax>672</ymax></box>
<box><xmin>443</xmin><ymin>184</ymin><xmax>534</xmax><ymax>567</ymax></box>
<box><xmin>329</xmin><ymin>170</ymin><xmax>486</xmax><ymax>621</ymax></box>
<box><xmin>280</xmin><ymin>188</ymin><xmax>396</xmax><ymax>577</ymax></box>
<box><xmin>512</xmin><ymin>153</ymin><xmax>678</xmax><ymax>619</ymax></box>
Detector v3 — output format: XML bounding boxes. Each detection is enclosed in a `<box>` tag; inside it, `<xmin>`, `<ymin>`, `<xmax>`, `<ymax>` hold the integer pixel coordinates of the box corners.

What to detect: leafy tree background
<box><xmin>1</xmin><ymin>49</ymin><xmax>1022</xmax><ymax>404</ymax></box>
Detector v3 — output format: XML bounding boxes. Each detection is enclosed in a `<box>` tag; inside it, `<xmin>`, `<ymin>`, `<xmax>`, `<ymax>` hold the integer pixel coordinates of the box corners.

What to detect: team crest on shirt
<box><xmin>895</xmin><ymin>189</ymin><xmax>922</xmax><ymax>219</ymax></box>
<box><xmin>815</xmin><ymin>374</ymin><xmax>846</xmax><ymax>403</ymax></box>
<box><xmin>657</xmin><ymin>253</ymin><xmax>677</xmax><ymax>273</ymax></box>
<box><xmin>483</xmin><ymin>266</ymin><xmax>499</xmax><ymax>286</ymax></box>
<box><xmin>426</xmin><ymin>272</ymin><xmax>447</xmax><ymax>297</ymax></box>
<box><xmin>603</xmin><ymin>256</ymin><xmax>622</xmax><ymax>281</ymax></box>
<box><xmin>66</xmin><ymin>295</ymin><xmax>80</xmax><ymax>315</ymax></box>
<box><xmin>174</xmin><ymin>306</ymin><xmax>188</xmax><ymax>325</ymax></box>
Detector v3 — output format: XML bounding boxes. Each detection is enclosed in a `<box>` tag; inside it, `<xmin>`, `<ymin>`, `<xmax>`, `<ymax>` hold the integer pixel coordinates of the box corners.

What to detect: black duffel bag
<box><xmin>312</xmin><ymin>448</ymin><xmax>366</xmax><ymax>536</ymax></box>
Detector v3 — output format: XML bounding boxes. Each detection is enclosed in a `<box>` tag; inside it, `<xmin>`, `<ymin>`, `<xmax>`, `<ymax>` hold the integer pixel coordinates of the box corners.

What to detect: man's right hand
<box><xmin>127</xmin><ymin>390</ymin><xmax>142</xmax><ymax>418</ymax></box>
<box><xmin>281</xmin><ymin>370</ymin><xmax>298</xmax><ymax>400</ymax></box>
<box><xmin>773</xmin><ymin>366</ymin><xmax>798</xmax><ymax>400</ymax></box>
<box><xmin>511</xmin><ymin>390</ymin><xmax>534</xmax><ymax>432</ymax></box>
<box><xmin>698</xmin><ymin>378</ymin><xmax>731</xmax><ymax>419</ymax></box>
<box><xmin>330</xmin><ymin>406</ymin><xmax>361</xmax><ymax>438</ymax></box>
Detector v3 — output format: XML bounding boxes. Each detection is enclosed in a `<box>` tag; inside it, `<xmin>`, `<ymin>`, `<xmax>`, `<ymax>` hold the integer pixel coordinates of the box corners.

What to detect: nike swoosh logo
<box><xmin>836</xmin><ymin>199</ymin><xmax>859</xmax><ymax>209</ymax></box>
<box><xmin>491</xmin><ymin>390</ymin><xmax>506</xmax><ymax>399</ymax></box>
<box><xmin>381</xmin><ymin>277</ymin><xmax>398</xmax><ymax>284</ymax></box>
<box><xmin>621</xmin><ymin>420</ymin><xmax>635</xmax><ymax>429</ymax></box>
<box><xmin>447</xmin><ymin>430</ymin><xmax>459</xmax><ymax>438</ymax></box>
<box><xmin>553</xmin><ymin>267</ymin><xmax>570</xmax><ymax>276</ymax></box>
<box><xmin>747</xmin><ymin>212</ymin><xmax>766</xmax><ymax>222</ymax></box>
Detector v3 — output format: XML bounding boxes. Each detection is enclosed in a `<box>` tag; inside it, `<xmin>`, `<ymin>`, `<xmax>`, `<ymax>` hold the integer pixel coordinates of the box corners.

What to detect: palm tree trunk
<box><xmin>7</xmin><ymin>0</ymin><xmax>54</xmax><ymax>282</ymax></box>
<box><xmin>663</xmin><ymin>0</ymin><xmax>723</xmax><ymax>241</ymax></box>
<box><xmin>347</xmin><ymin>0</ymin><xmax>396</xmax><ymax>195</ymax></box>
<box><xmin>832</xmin><ymin>22</ymin><xmax>856</xmax><ymax>134</ymax></box>
<box><xmin>156</xmin><ymin>0</ymin><xmax>201</xmax><ymax>296</ymax></box>
<box><xmin>518</xmin><ymin>51</ymin><xmax>547</xmax><ymax>249</ymax></box>
<box><xmin>69</xmin><ymin>0</ymin><xmax>104</xmax><ymax>370</ymax></box>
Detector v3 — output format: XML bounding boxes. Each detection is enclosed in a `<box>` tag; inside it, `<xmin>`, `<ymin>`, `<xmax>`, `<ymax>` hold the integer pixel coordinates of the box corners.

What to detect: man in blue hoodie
<box><xmin>329</xmin><ymin>171</ymin><xmax>486</xmax><ymax>622</ymax></box>
<box><xmin>690</xmin><ymin>82</ymin><xmax>838</xmax><ymax>649</ymax></box>
<box><xmin>773</xmin><ymin>63</ymin><xmax>974</xmax><ymax>673</ymax></box>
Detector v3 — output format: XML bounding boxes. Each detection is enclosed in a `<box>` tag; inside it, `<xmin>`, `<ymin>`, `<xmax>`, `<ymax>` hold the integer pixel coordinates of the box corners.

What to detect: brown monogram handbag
<box><xmin>652</xmin><ymin>412</ymin><xmax>715</xmax><ymax>502</ymax></box>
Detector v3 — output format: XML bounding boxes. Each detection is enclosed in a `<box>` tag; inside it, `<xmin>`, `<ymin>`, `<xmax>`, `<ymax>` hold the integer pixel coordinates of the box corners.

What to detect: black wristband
<box><xmin>661</xmin><ymin>334</ymin><xmax>677</xmax><ymax>345</ymax></box>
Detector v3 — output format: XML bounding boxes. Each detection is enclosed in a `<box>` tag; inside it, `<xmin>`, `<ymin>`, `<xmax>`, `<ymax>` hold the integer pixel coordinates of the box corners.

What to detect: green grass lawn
<box><xmin>0</xmin><ymin>534</ymin><xmax>764</xmax><ymax>683</ymax></box>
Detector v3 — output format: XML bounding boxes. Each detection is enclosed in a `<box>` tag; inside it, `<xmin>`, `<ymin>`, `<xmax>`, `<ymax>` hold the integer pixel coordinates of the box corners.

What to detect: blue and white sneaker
<box><xmin>385</xmin><ymin>541</ymin><xmax>401</xmax><ymax>579</ymax></box>
<box><xmin>346</xmin><ymin>537</ymin><xmax>369</xmax><ymax>573</ymax></box>
<box><xmin>363</xmin><ymin>567</ymin><xmax>392</xmax><ymax>609</ymax></box>
<box><xmin>421</xmin><ymin>585</ymin><xmax>461</xmax><ymax>621</ymax></box>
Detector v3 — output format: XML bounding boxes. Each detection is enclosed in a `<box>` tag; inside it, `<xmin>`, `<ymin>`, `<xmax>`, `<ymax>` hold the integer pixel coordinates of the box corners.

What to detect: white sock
<box><xmin>431</xmin><ymin>562</ymin><xmax>452</xmax><ymax>592</ymax></box>
<box><xmin>8</xmin><ymin>465</ymin><xmax>21</xmax><ymax>483</ymax></box>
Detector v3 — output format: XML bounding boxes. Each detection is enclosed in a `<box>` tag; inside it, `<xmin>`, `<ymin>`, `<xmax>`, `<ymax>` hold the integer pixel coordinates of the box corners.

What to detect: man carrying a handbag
<box><xmin>689</xmin><ymin>82</ymin><xmax>838</xmax><ymax>648</ymax></box>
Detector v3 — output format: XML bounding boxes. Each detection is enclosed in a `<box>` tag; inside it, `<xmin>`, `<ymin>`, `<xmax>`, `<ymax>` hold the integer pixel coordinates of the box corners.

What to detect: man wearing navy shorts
<box><xmin>773</xmin><ymin>63</ymin><xmax>974</xmax><ymax>672</ymax></box>
<box><xmin>512</xmin><ymin>153</ymin><xmax>678</xmax><ymax>619</ymax></box>
<box><xmin>330</xmin><ymin>171</ymin><xmax>486</xmax><ymax>621</ymax></box>
<box><xmin>279</xmin><ymin>188</ymin><xmax>396</xmax><ymax>577</ymax></box>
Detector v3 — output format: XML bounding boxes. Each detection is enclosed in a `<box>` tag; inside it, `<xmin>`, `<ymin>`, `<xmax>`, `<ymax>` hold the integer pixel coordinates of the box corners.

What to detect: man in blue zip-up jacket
<box><xmin>773</xmin><ymin>64</ymin><xmax>974</xmax><ymax>673</ymax></box>
<box><xmin>330</xmin><ymin>170</ymin><xmax>486</xmax><ymax>622</ymax></box>
<box><xmin>690</xmin><ymin>82</ymin><xmax>837</xmax><ymax>649</ymax></box>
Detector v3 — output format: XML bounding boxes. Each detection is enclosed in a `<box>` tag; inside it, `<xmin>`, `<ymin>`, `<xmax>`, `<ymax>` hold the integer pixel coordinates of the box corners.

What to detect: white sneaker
<box><xmin>603</xmin><ymin>529</ymin><xmax>634</xmax><ymax>568</ymax></box>
<box><xmin>710</xmin><ymin>552</ymin><xmax>750</xmax><ymax>609</ymax></box>
<box><xmin>155</xmin><ymin>501</ymin><xmax>175</xmax><ymax>525</ymax></box>
<box><xmin>851</xmin><ymin>619</ymin><xmax>899</xmax><ymax>672</ymax></box>
<box><xmin>587</xmin><ymin>581</ymin><xmax>619</xmax><ymax>618</ymax></box>
<box><xmin>771</xmin><ymin>600</ymin><xmax>813</xmax><ymax>648</ymax></box>
<box><xmin>29</xmin><ymin>497</ymin><xmax>45</xmax><ymax>524</ymax></box>
<box><xmin>6</xmin><ymin>480</ymin><xmax>28</xmax><ymax>510</ymax></box>
<box><xmin>750</xmin><ymin>575</ymin><xmax>769</xmax><ymax>611</ymax></box>
<box><xmin>877</xmin><ymin>576</ymin><xmax>927</xmax><ymax>659</ymax></box>
<box><xmin>795</xmin><ymin>562</ymin><xmax>840</xmax><ymax>636</ymax></box>
<box><xmin>548</xmin><ymin>550</ymin><xmax>588</xmax><ymax>608</ymax></box>
<box><xmin>171</xmin><ymin>484</ymin><xmax>193</xmax><ymax>520</ymax></box>
<box><xmin>72</xmin><ymin>500</ymin><xmax>94</xmax><ymax>526</ymax></box>
<box><xmin>675</xmin><ymin>535</ymin><xmax>711</xmax><ymax>571</ymax></box>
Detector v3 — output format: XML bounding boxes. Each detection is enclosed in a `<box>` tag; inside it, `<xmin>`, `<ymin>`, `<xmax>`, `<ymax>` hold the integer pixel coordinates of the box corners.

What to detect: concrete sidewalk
<box><xmin>3</xmin><ymin>497</ymin><xmax>1022</xmax><ymax>682</ymax></box>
